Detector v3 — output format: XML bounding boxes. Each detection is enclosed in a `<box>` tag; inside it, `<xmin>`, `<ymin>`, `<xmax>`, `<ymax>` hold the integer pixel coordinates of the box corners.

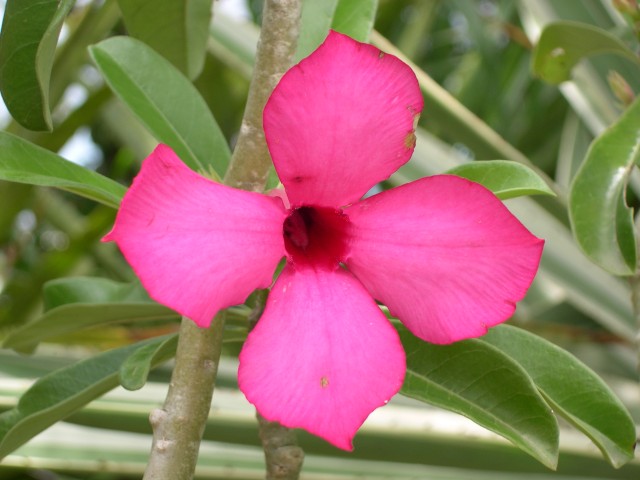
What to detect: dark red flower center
<box><xmin>283</xmin><ymin>206</ymin><xmax>349</xmax><ymax>266</ymax></box>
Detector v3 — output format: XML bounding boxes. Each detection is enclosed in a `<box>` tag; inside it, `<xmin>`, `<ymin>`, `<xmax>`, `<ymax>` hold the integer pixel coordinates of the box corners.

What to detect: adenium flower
<box><xmin>104</xmin><ymin>31</ymin><xmax>543</xmax><ymax>450</ymax></box>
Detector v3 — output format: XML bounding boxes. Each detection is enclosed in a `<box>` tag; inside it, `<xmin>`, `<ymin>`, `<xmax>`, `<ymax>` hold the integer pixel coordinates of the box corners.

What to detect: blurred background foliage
<box><xmin>0</xmin><ymin>0</ymin><xmax>638</xmax><ymax>478</ymax></box>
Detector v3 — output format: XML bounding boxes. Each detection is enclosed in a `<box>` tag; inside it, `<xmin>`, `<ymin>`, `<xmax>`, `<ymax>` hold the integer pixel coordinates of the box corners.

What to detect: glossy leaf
<box><xmin>398</xmin><ymin>327</ymin><xmax>559</xmax><ymax>469</ymax></box>
<box><xmin>569</xmin><ymin>95</ymin><xmax>640</xmax><ymax>275</ymax></box>
<box><xmin>0</xmin><ymin>0</ymin><xmax>74</xmax><ymax>130</ymax></box>
<box><xmin>482</xmin><ymin>325</ymin><xmax>636</xmax><ymax>468</ymax></box>
<box><xmin>446</xmin><ymin>161</ymin><xmax>555</xmax><ymax>200</ymax></box>
<box><xmin>89</xmin><ymin>37</ymin><xmax>230</xmax><ymax>178</ymax></box>
<box><xmin>120</xmin><ymin>334</ymin><xmax>178</xmax><ymax>390</ymax></box>
<box><xmin>0</xmin><ymin>336</ymin><xmax>173</xmax><ymax>459</ymax></box>
<box><xmin>116</xmin><ymin>0</ymin><xmax>213</xmax><ymax>80</ymax></box>
<box><xmin>0</xmin><ymin>132</ymin><xmax>126</xmax><ymax>208</ymax></box>
<box><xmin>532</xmin><ymin>21</ymin><xmax>640</xmax><ymax>85</ymax></box>
<box><xmin>296</xmin><ymin>0</ymin><xmax>339</xmax><ymax>61</ymax></box>
<box><xmin>331</xmin><ymin>0</ymin><xmax>378</xmax><ymax>42</ymax></box>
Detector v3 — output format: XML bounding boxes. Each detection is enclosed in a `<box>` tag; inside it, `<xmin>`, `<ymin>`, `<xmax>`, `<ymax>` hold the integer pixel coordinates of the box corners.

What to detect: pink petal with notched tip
<box><xmin>238</xmin><ymin>265</ymin><xmax>405</xmax><ymax>450</ymax></box>
<box><xmin>264</xmin><ymin>30</ymin><xmax>423</xmax><ymax>208</ymax></box>
<box><xmin>345</xmin><ymin>175</ymin><xmax>544</xmax><ymax>344</ymax></box>
<box><xmin>103</xmin><ymin>145</ymin><xmax>286</xmax><ymax>328</ymax></box>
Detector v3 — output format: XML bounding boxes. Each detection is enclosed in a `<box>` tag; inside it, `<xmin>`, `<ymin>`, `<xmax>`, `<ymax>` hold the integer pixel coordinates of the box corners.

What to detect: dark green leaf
<box><xmin>569</xmin><ymin>95</ymin><xmax>640</xmax><ymax>275</ymax></box>
<box><xmin>532</xmin><ymin>21</ymin><xmax>640</xmax><ymax>85</ymax></box>
<box><xmin>116</xmin><ymin>0</ymin><xmax>213</xmax><ymax>79</ymax></box>
<box><xmin>120</xmin><ymin>334</ymin><xmax>178</xmax><ymax>390</ymax></box>
<box><xmin>90</xmin><ymin>37</ymin><xmax>230</xmax><ymax>178</ymax></box>
<box><xmin>0</xmin><ymin>336</ymin><xmax>172</xmax><ymax>459</ymax></box>
<box><xmin>0</xmin><ymin>132</ymin><xmax>126</xmax><ymax>208</ymax></box>
<box><xmin>331</xmin><ymin>0</ymin><xmax>378</xmax><ymax>42</ymax></box>
<box><xmin>446</xmin><ymin>161</ymin><xmax>556</xmax><ymax>199</ymax></box>
<box><xmin>295</xmin><ymin>0</ymin><xmax>339</xmax><ymax>60</ymax></box>
<box><xmin>398</xmin><ymin>327</ymin><xmax>559</xmax><ymax>469</ymax></box>
<box><xmin>0</xmin><ymin>0</ymin><xmax>75</xmax><ymax>130</ymax></box>
<box><xmin>482</xmin><ymin>325</ymin><xmax>636</xmax><ymax>468</ymax></box>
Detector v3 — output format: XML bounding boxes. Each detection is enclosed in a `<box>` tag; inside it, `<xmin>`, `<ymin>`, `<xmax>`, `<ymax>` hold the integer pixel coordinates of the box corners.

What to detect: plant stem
<box><xmin>223</xmin><ymin>0</ymin><xmax>303</xmax><ymax>192</ymax></box>
<box><xmin>144</xmin><ymin>1</ymin><xmax>303</xmax><ymax>478</ymax></box>
<box><xmin>143</xmin><ymin>315</ymin><xmax>225</xmax><ymax>480</ymax></box>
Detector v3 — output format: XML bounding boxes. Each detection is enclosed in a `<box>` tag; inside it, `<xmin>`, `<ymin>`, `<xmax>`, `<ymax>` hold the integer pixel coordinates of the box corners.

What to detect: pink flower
<box><xmin>104</xmin><ymin>31</ymin><xmax>543</xmax><ymax>450</ymax></box>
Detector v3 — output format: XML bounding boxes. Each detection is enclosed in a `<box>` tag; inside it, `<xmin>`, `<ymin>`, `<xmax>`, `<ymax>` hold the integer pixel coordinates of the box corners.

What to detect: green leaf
<box><xmin>89</xmin><ymin>36</ymin><xmax>230</xmax><ymax>178</ymax></box>
<box><xmin>4</xmin><ymin>277</ymin><xmax>178</xmax><ymax>353</ymax></box>
<box><xmin>0</xmin><ymin>0</ymin><xmax>75</xmax><ymax>131</ymax></box>
<box><xmin>331</xmin><ymin>0</ymin><xmax>379</xmax><ymax>42</ymax></box>
<box><xmin>42</xmin><ymin>276</ymin><xmax>153</xmax><ymax>311</ymax></box>
<box><xmin>569</xmin><ymin>95</ymin><xmax>640</xmax><ymax>275</ymax></box>
<box><xmin>116</xmin><ymin>0</ymin><xmax>213</xmax><ymax>80</ymax></box>
<box><xmin>120</xmin><ymin>334</ymin><xmax>178</xmax><ymax>390</ymax></box>
<box><xmin>0</xmin><ymin>132</ymin><xmax>126</xmax><ymax>208</ymax></box>
<box><xmin>398</xmin><ymin>327</ymin><xmax>559</xmax><ymax>469</ymax></box>
<box><xmin>295</xmin><ymin>0</ymin><xmax>339</xmax><ymax>61</ymax></box>
<box><xmin>482</xmin><ymin>325</ymin><xmax>636</xmax><ymax>468</ymax></box>
<box><xmin>446</xmin><ymin>161</ymin><xmax>556</xmax><ymax>200</ymax></box>
<box><xmin>532</xmin><ymin>21</ymin><xmax>640</xmax><ymax>85</ymax></box>
<box><xmin>0</xmin><ymin>336</ymin><xmax>173</xmax><ymax>459</ymax></box>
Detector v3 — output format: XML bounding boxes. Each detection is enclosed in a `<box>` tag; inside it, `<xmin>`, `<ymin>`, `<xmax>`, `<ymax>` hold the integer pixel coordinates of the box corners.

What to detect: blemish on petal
<box><xmin>378</xmin><ymin>51</ymin><xmax>385</xmax><ymax>59</ymax></box>
<box><xmin>404</xmin><ymin>132</ymin><xmax>416</xmax><ymax>149</ymax></box>
<box><xmin>320</xmin><ymin>376</ymin><xmax>329</xmax><ymax>388</ymax></box>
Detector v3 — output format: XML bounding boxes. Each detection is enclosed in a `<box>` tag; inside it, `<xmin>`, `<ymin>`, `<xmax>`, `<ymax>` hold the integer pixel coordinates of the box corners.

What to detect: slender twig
<box><xmin>144</xmin><ymin>1</ymin><xmax>303</xmax><ymax>478</ymax></box>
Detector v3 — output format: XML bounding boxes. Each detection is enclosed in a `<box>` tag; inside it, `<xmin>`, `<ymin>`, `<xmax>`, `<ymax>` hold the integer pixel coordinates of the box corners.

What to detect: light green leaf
<box><xmin>447</xmin><ymin>161</ymin><xmax>556</xmax><ymax>199</ymax></box>
<box><xmin>332</xmin><ymin>0</ymin><xmax>379</xmax><ymax>42</ymax></box>
<box><xmin>398</xmin><ymin>327</ymin><xmax>559</xmax><ymax>469</ymax></box>
<box><xmin>0</xmin><ymin>336</ymin><xmax>173</xmax><ymax>459</ymax></box>
<box><xmin>569</xmin><ymin>95</ymin><xmax>640</xmax><ymax>275</ymax></box>
<box><xmin>42</xmin><ymin>276</ymin><xmax>153</xmax><ymax>311</ymax></box>
<box><xmin>0</xmin><ymin>132</ymin><xmax>126</xmax><ymax>208</ymax></box>
<box><xmin>120</xmin><ymin>334</ymin><xmax>178</xmax><ymax>390</ymax></box>
<box><xmin>295</xmin><ymin>0</ymin><xmax>339</xmax><ymax>61</ymax></box>
<box><xmin>482</xmin><ymin>325</ymin><xmax>636</xmax><ymax>468</ymax></box>
<box><xmin>0</xmin><ymin>0</ymin><xmax>75</xmax><ymax>130</ymax></box>
<box><xmin>116</xmin><ymin>0</ymin><xmax>213</xmax><ymax>80</ymax></box>
<box><xmin>89</xmin><ymin>36</ymin><xmax>230</xmax><ymax>178</ymax></box>
<box><xmin>532</xmin><ymin>21</ymin><xmax>640</xmax><ymax>85</ymax></box>
<box><xmin>3</xmin><ymin>276</ymin><xmax>178</xmax><ymax>353</ymax></box>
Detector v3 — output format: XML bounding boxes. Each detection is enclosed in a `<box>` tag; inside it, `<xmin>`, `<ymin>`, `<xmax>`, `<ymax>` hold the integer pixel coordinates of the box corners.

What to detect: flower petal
<box><xmin>104</xmin><ymin>145</ymin><xmax>286</xmax><ymax>327</ymax></box>
<box><xmin>264</xmin><ymin>30</ymin><xmax>423</xmax><ymax>208</ymax></box>
<box><xmin>345</xmin><ymin>175</ymin><xmax>544</xmax><ymax>344</ymax></box>
<box><xmin>238</xmin><ymin>265</ymin><xmax>405</xmax><ymax>450</ymax></box>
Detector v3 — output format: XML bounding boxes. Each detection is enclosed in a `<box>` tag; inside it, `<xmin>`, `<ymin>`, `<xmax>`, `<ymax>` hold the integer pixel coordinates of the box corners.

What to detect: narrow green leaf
<box><xmin>482</xmin><ymin>325</ymin><xmax>636</xmax><ymax>468</ymax></box>
<box><xmin>569</xmin><ymin>95</ymin><xmax>640</xmax><ymax>275</ymax></box>
<box><xmin>446</xmin><ymin>161</ymin><xmax>556</xmax><ymax>200</ymax></box>
<box><xmin>0</xmin><ymin>132</ymin><xmax>126</xmax><ymax>208</ymax></box>
<box><xmin>295</xmin><ymin>0</ymin><xmax>339</xmax><ymax>61</ymax></box>
<box><xmin>331</xmin><ymin>0</ymin><xmax>379</xmax><ymax>42</ymax></box>
<box><xmin>89</xmin><ymin>37</ymin><xmax>230</xmax><ymax>178</ymax></box>
<box><xmin>0</xmin><ymin>0</ymin><xmax>75</xmax><ymax>130</ymax></box>
<box><xmin>2</xmin><ymin>304</ymin><xmax>178</xmax><ymax>354</ymax></box>
<box><xmin>120</xmin><ymin>334</ymin><xmax>178</xmax><ymax>390</ymax></box>
<box><xmin>4</xmin><ymin>278</ymin><xmax>177</xmax><ymax>353</ymax></box>
<box><xmin>0</xmin><ymin>336</ymin><xmax>172</xmax><ymax>459</ymax></box>
<box><xmin>398</xmin><ymin>327</ymin><xmax>559</xmax><ymax>469</ymax></box>
<box><xmin>116</xmin><ymin>0</ymin><xmax>213</xmax><ymax>80</ymax></box>
<box><xmin>532</xmin><ymin>21</ymin><xmax>640</xmax><ymax>85</ymax></box>
<box><xmin>42</xmin><ymin>276</ymin><xmax>153</xmax><ymax>311</ymax></box>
